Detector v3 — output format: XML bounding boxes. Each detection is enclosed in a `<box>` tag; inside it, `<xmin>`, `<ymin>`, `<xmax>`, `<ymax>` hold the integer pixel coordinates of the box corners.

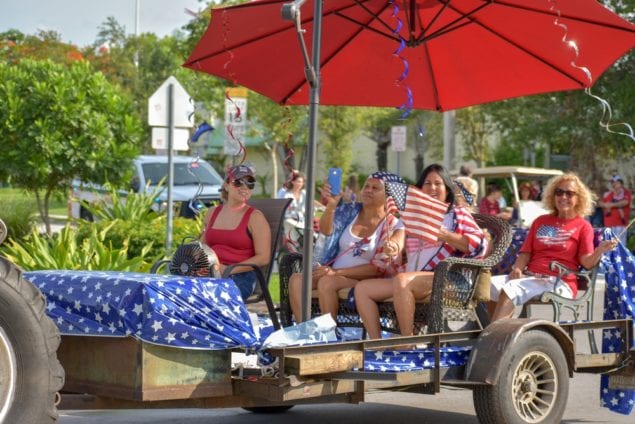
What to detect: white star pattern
<box><xmin>24</xmin><ymin>270</ymin><xmax>258</xmax><ymax>351</ymax></box>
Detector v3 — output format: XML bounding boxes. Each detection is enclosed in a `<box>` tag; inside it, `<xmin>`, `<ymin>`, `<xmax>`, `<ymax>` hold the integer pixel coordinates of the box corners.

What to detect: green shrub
<box><xmin>77</xmin><ymin>182</ymin><xmax>162</xmax><ymax>223</ymax></box>
<box><xmin>0</xmin><ymin>197</ymin><xmax>38</xmax><ymax>241</ymax></box>
<box><xmin>0</xmin><ymin>223</ymin><xmax>152</xmax><ymax>272</ymax></box>
<box><xmin>75</xmin><ymin>214</ymin><xmax>204</xmax><ymax>262</ymax></box>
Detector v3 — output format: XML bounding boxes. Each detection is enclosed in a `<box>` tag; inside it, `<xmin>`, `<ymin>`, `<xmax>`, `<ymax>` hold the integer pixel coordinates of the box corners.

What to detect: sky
<box><xmin>1</xmin><ymin>0</ymin><xmax>211</xmax><ymax>47</ymax></box>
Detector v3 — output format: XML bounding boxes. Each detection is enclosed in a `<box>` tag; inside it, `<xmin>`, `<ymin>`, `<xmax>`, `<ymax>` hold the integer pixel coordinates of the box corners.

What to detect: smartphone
<box><xmin>327</xmin><ymin>167</ymin><xmax>342</xmax><ymax>196</ymax></box>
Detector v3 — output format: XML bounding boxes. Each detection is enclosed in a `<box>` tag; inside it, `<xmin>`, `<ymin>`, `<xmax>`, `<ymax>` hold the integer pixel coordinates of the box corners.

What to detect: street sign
<box><xmin>151</xmin><ymin>128</ymin><xmax>190</xmax><ymax>151</ymax></box>
<box><xmin>148</xmin><ymin>76</ymin><xmax>194</xmax><ymax>128</ymax></box>
<box><xmin>391</xmin><ymin>126</ymin><xmax>407</xmax><ymax>152</ymax></box>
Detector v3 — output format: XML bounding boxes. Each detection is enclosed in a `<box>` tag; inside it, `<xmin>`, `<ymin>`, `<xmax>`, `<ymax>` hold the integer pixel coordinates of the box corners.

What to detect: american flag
<box><xmin>535</xmin><ymin>224</ymin><xmax>576</xmax><ymax>247</ymax></box>
<box><xmin>385</xmin><ymin>181</ymin><xmax>448</xmax><ymax>244</ymax></box>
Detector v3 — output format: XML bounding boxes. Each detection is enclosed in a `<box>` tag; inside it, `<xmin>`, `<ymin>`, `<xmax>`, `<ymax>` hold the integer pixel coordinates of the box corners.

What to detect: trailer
<box><xmin>1</xmin><ymin>252</ymin><xmax>633</xmax><ymax>424</ymax></box>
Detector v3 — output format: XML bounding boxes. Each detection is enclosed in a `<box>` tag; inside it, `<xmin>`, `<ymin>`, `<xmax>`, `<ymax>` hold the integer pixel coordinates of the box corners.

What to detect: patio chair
<box><xmin>152</xmin><ymin>198</ymin><xmax>291</xmax><ymax>331</ymax></box>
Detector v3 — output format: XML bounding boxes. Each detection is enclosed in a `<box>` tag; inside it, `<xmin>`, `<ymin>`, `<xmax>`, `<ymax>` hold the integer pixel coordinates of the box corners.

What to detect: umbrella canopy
<box><xmin>185</xmin><ymin>0</ymin><xmax>635</xmax><ymax>112</ymax></box>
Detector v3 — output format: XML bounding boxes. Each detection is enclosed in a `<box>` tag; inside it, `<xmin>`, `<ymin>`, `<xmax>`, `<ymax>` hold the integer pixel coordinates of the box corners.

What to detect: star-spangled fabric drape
<box><xmin>598</xmin><ymin>229</ymin><xmax>635</xmax><ymax>416</ymax></box>
<box><xmin>24</xmin><ymin>270</ymin><xmax>260</xmax><ymax>350</ymax></box>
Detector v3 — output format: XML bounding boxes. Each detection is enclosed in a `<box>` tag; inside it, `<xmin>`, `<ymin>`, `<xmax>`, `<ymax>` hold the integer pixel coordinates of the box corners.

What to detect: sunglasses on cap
<box><xmin>554</xmin><ymin>188</ymin><xmax>576</xmax><ymax>198</ymax></box>
<box><xmin>231</xmin><ymin>178</ymin><xmax>255</xmax><ymax>190</ymax></box>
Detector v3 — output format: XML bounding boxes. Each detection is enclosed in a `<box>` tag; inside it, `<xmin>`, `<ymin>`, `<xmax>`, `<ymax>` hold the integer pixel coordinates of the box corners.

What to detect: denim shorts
<box><xmin>490</xmin><ymin>274</ymin><xmax>573</xmax><ymax>307</ymax></box>
<box><xmin>230</xmin><ymin>270</ymin><xmax>257</xmax><ymax>301</ymax></box>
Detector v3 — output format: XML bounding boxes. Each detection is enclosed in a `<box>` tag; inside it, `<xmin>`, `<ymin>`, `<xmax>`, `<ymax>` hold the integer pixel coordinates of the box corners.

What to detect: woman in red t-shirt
<box><xmin>200</xmin><ymin>164</ymin><xmax>271</xmax><ymax>300</ymax></box>
<box><xmin>489</xmin><ymin>173</ymin><xmax>617</xmax><ymax>322</ymax></box>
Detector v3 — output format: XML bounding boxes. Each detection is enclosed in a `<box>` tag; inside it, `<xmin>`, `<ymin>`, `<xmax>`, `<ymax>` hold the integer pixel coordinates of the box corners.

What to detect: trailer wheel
<box><xmin>242</xmin><ymin>405</ymin><xmax>294</xmax><ymax>413</ymax></box>
<box><xmin>473</xmin><ymin>330</ymin><xmax>568</xmax><ymax>424</ymax></box>
<box><xmin>0</xmin><ymin>257</ymin><xmax>64</xmax><ymax>423</ymax></box>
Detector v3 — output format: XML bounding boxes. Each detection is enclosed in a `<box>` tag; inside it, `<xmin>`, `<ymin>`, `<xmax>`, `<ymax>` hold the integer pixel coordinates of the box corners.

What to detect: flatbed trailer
<box><xmin>55</xmin><ymin>317</ymin><xmax>634</xmax><ymax>424</ymax></box>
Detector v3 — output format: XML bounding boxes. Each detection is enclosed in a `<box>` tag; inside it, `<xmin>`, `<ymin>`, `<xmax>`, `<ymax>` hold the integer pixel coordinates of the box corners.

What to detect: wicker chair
<box><xmin>279</xmin><ymin>214</ymin><xmax>513</xmax><ymax>334</ymax></box>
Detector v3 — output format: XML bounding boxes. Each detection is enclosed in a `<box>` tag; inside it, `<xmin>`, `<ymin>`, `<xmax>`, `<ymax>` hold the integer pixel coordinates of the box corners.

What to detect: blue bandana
<box><xmin>454</xmin><ymin>180</ymin><xmax>474</xmax><ymax>206</ymax></box>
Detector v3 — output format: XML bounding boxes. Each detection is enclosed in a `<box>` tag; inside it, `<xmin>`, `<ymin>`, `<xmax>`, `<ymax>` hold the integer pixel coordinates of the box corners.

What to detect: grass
<box><xmin>0</xmin><ymin>187</ymin><xmax>68</xmax><ymax>217</ymax></box>
<box><xmin>269</xmin><ymin>273</ymin><xmax>280</xmax><ymax>303</ymax></box>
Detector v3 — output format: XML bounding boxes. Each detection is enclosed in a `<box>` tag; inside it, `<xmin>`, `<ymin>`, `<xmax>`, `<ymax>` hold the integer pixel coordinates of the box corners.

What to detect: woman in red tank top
<box><xmin>199</xmin><ymin>164</ymin><xmax>271</xmax><ymax>300</ymax></box>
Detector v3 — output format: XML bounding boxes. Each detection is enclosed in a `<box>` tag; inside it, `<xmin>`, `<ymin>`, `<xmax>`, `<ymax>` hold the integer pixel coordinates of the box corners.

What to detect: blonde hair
<box><xmin>542</xmin><ymin>173</ymin><xmax>596</xmax><ymax>217</ymax></box>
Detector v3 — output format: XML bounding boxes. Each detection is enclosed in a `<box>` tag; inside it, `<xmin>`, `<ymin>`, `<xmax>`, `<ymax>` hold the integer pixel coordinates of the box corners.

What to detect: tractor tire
<box><xmin>473</xmin><ymin>330</ymin><xmax>568</xmax><ymax>424</ymax></box>
<box><xmin>0</xmin><ymin>256</ymin><xmax>64</xmax><ymax>423</ymax></box>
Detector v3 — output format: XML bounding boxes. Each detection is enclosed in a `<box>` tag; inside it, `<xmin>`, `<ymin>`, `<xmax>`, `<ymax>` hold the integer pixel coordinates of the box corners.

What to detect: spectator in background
<box><xmin>455</xmin><ymin>164</ymin><xmax>479</xmax><ymax>208</ymax></box>
<box><xmin>479</xmin><ymin>183</ymin><xmax>512</xmax><ymax>221</ymax></box>
<box><xmin>531</xmin><ymin>180</ymin><xmax>543</xmax><ymax>200</ymax></box>
<box><xmin>281</xmin><ymin>171</ymin><xmax>307</xmax><ymax>248</ymax></box>
<box><xmin>512</xmin><ymin>182</ymin><xmax>534</xmax><ymax>226</ymax></box>
<box><xmin>598</xmin><ymin>175</ymin><xmax>632</xmax><ymax>245</ymax></box>
<box><xmin>342</xmin><ymin>174</ymin><xmax>360</xmax><ymax>204</ymax></box>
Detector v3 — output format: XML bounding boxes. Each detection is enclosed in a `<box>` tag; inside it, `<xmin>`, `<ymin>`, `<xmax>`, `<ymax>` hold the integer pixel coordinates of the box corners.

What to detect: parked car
<box><xmin>471</xmin><ymin>166</ymin><xmax>563</xmax><ymax>228</ymax></box>
<box><xmin>69</xmin><ymin>155</ymin><xmax>224</xmax><ymax>220</ymax></box>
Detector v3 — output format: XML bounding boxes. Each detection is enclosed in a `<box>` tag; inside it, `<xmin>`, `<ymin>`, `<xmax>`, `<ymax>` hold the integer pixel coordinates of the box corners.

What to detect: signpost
<box><xmin>148</xmin><ymin>76</ymin><xmax>194</xmax><ymax>252</ymax></box>
<box><xmin>224</xmin><ymin>87</ymin><xmax>248</xmax><ymax>157</ymax></box>
<box><xmin>391</xmin><ymin>125</ymin><xmax>407</xmax><ymax>176</ymax></box>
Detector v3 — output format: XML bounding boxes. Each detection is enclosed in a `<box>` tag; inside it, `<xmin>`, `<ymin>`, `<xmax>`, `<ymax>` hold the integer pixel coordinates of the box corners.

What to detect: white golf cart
<box><xmin>471</xmin><ymin>166</ymin><xmax>564</xmax><ymax>228</ymax></box>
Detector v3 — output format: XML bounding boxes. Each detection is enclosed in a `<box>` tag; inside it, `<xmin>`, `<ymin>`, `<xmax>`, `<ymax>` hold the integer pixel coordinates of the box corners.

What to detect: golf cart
<box><xmin>471</xmin><ymin>166</ymin><xmax>564</xmax><ymax>228</ymax></box>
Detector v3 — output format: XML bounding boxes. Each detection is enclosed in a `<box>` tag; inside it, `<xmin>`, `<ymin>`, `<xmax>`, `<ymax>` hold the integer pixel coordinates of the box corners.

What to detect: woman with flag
<box><xmin>288</xmin><ymin>171</ymin><xmax>406</xmax><ymax>323</ymax></box>
<box><xmin>355</xmin><ymin>164</ymin><xmax>486</xmax><ymax>339</ymax></box>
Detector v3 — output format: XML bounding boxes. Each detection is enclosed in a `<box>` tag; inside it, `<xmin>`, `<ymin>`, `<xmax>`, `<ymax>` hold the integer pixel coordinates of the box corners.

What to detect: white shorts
<box><xmin>490</xmin><ymin>274</ymin><xmax>574</xmax><ymax>307</ymax></box>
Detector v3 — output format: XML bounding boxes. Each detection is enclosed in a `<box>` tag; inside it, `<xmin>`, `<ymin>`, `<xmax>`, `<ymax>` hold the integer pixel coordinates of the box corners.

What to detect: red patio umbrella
<box><xmin>185</xmin><ymin>0</ymin><xmax>635</xmax><ymax>112</ymax></box>
<box><xmin>184</xmin><ymin>0</ymin><xmax>634</xmax><ymax>322</ymax></box>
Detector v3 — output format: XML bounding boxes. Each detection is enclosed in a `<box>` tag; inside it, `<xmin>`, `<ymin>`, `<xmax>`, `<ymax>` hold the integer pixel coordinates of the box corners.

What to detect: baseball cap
<box><xmin>610</xmin><ymin>175</ymin><xmax>624</xmax><ymax>184</ymax></box>
<box><xmin>226</xmin><ymin>163</ymin><xmax>256</xmax><ymax>181</ymax></box>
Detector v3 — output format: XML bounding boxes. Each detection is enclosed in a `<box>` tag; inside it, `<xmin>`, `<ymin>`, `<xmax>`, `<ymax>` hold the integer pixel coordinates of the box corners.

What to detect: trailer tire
<box><xmin>473</xmin><ymin>330</ymin><xmax>568</xmax><ymax>424</ymax></box>
<box><xmin>242</xmin><ymin>405</ymin><xmax>294</xmax><ymax>413</ymax></box>
<box><xmin>0</xmin><ymin>256</ymin><xmax>65</xmax><ymax>423</ymax></box>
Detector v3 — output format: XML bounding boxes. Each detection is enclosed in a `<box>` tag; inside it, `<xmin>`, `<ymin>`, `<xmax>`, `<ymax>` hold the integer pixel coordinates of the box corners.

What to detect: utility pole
<box><xmin>443</xmin><ymin>110</ymin><xmax>456</xmax><ymax>171</ymax></box>
<box><xmin>134</xmin><ymin>0</ymin><xmax>140</xmax><ymax>67</ymax></box>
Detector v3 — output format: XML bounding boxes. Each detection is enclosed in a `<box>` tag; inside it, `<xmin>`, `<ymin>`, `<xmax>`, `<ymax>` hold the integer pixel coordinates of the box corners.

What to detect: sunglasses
<box><xmin>231</xmin><ymin>178</ymin><xmax>255</xmax><ymax>190</ymax></box>
<box><xmin>554</xmin><ymin>188</ymin><xmax>577</xmax><ymax>198</ymax></box>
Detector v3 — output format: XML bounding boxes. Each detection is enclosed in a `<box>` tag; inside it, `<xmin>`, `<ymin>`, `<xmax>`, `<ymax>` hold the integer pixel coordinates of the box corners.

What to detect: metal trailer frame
<box><xmin>57</xmin><ymin>317</ymin><xmax>634</xmax><ymax>420</ymax></box>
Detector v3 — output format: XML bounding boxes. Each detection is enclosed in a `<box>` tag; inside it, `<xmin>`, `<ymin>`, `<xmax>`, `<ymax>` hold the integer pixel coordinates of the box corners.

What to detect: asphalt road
<box><xmin>57</xmin><ymin>277</ymin><xmax>633</xmax><ymax>423</ymax></box>
<box><xmin>57</xmin><ymin>373</ymin><xmax>631</xmax><ymax>424</ymax></box>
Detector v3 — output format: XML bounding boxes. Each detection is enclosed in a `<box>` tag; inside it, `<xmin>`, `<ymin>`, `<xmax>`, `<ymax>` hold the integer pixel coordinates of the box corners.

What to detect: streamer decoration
<box><xmin>219</xmin><ymin>8</ymin><xmax>248</xmax><ymax>165</ymax></box>
<box><xmin>549</xmin><ymin>0</ymin><xmax>634</xmax><ymax>142</ymax></box>
<box><xmin>389</xmin><ymin>0</ymin><xmax>413</xmax><ymax>119</ymax></box>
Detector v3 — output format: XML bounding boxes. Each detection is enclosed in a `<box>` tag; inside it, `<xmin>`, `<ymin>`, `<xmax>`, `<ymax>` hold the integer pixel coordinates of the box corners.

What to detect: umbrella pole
<box><xmin>291</xmin><ymin>0</ymin><xmax>322</xmax><ymax>323</ymax></box>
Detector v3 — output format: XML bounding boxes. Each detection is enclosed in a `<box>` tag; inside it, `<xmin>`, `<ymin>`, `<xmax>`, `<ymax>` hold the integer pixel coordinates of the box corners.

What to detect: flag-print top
<box><xmin>405</xmin><ymin>206</ymin><xmax>486</xmax><ymax>272</ymax></box>
<box><xmin>521</xmin><ymin>213</ymin><xmax>594</xmax><ymax>296</ymax></box>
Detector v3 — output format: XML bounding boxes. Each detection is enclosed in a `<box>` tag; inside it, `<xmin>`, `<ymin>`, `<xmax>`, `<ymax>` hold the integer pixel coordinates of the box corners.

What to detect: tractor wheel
<box><xmin>0</xmin><ymin>256</ymin><xmax>64</xmax><ymax>423</ymax></box>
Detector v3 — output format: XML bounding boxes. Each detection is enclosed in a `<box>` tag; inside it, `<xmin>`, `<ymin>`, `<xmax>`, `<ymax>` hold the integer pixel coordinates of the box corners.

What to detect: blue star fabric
<box><xmin>362</xmin><ymin>345</ymin><xmax>471</xmax><ymax>372</ymax></box>
<box><xmin>598</xmin><ymin>229</ymin><xmax>635</xmax><ymax>415</ymax></box>
<box><xmin>25</xmin><ymin>270</ymin><xmax>259</xmax><ymax>350</ymax></box>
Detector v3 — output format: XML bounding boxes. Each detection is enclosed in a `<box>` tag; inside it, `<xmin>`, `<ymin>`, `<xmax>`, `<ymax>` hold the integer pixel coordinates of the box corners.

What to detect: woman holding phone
<box><xmin>288</xmin><ymin>171</ymin><xmax>405</xmax><ymax>323</ymax></box>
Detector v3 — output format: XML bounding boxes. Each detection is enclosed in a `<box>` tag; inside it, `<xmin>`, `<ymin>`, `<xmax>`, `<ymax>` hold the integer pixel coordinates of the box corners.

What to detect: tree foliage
<box><xmin>0</xmin><ymin>59</ymin><xmax>142</xmax><ymax>232</ymax></box>
<box><xmin>319</xmin><ymin>107</ymin><xmax>363</xmax><ymax>176</ymax></box>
